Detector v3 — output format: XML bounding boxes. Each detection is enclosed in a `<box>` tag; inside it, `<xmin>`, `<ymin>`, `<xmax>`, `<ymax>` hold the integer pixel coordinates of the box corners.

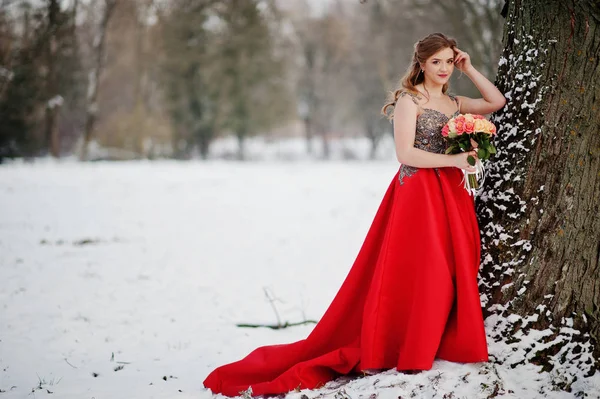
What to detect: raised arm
<box><xmin>393</xmin><ymin>94</ymin><xmax>477</xmax><ymax>172</ymax></box>
<box><xmin>453</xmin><ymin>47</ymin><xmax>506</xmax><ymax>115</ymax></box>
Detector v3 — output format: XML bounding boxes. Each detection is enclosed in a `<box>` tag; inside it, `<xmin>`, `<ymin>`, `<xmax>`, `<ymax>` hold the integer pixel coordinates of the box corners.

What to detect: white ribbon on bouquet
<box><xmin>461</xmin><ymin>158</ymin><xmax>486</xmax><ymax>196</ymax></box>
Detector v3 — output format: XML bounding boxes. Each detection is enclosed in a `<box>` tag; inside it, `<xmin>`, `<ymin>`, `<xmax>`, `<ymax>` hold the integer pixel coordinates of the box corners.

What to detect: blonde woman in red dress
<box><xmin>203</xmin><ymin>32</ymin><xmax>507</xmax><ymax>397</ymax></box>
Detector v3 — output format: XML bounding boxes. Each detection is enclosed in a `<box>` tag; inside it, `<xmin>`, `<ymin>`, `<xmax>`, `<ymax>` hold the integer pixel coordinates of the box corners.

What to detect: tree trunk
<box><xmin>45</xmin><ymin>101</ymin><xmax>61</xmax><ymax>157</ymax></box>
<box><xmin>237</xmin><ymin>131</ymin><xmax>246</xmax><ymax>161</ymax></box>
<box><xmin>198</xmin><ymin>135</ymin><xmax>210</xmax><ymax>160</ymax></box>
<box><xmin>320</xmin><ymin>131</ymin><xmax>330</xmax><ymax>160</ymax></box>
<box><xmin>80</xmin><ymin>0</ymin><xmax>117</xmax><ymax>161</ymax></box>
<box><xmin>304</xmin><ymin>117</ymin><xmax>313</xmax><ymax>155</ymax></box>
<box><xmin>365</xmin><ymin>123</ymin><xmax>379</xmax><ymax>160</ymax></box>
<box><xmin>44</xmin><ymin>0</ymin><xmax>60</xmax><ymax>158</ymax></box>
<box><xmin>478</xmin><ymin>0</ymin><xmax>600</xmax><ymax>375</ymax></box>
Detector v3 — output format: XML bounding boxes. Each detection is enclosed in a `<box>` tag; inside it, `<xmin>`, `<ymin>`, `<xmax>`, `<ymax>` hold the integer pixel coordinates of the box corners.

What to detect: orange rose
<box><xmin>464</xmin><ymin>121</ymin><xmax>475</xmax><ymax>133</ymax></box>
<box><xmin>455</xmin><ymin>120</ymin><xmax>465</xmax><ymax>135</ymax></box>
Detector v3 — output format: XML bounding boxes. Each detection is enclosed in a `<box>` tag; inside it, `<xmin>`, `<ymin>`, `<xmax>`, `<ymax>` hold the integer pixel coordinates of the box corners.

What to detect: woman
<box><xmin>203</xmin><ymin>32</ymin><xmax>506</xmax><ymax>397</ymax></box>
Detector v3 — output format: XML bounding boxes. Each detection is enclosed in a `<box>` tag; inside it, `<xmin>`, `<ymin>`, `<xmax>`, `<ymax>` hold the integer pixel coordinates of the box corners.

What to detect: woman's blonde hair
<box><xmin>382</xmin><ymin>32</ymin><xmax>458</xmax><ymax>119</ymax></box>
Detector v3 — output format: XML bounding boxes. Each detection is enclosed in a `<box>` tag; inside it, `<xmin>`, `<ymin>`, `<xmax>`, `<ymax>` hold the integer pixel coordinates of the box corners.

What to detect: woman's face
<box><xmin>422</xmin><ymin>47</ymin><xmax>455</xmax><ymax>85</ymax></box>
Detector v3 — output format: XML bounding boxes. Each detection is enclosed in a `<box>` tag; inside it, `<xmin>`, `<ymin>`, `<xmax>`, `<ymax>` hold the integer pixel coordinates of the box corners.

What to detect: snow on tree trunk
<box><xmin>478</xmin><ymin>0</ymin><xmax>600</xmax><ymax>388</ymax></box>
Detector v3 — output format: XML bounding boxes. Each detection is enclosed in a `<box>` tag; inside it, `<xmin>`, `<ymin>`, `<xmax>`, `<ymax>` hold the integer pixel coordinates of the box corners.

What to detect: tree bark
<box><xmin>478</xmin><ymin>0</ymin><xmax>600</xmax><ymax>371</ymax></box>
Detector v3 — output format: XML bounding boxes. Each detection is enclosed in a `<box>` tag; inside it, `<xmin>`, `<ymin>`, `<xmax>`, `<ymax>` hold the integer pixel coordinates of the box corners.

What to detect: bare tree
<box><xmin>292</xmin><ymin>3</ymin><xmax>354</xmax><ymax>159</ymax></box>
<box><xmin>0</xmin><ymin>0</ymin><xmax>14</xmax><ymax>104</ymax></box>
<box><xmin>44</xmin><ymin>0</ymin><xmax>61</xmax><ymax>158</ymax></box>
<box><xmin>80</xmin><ymin>0</ymin><xmax>117</xmax><ymax>161</ymax></box>
<box><xmin>347</xmin><ymin>0</ymin><xmax>393</xmax><ymax>159</ymax></box>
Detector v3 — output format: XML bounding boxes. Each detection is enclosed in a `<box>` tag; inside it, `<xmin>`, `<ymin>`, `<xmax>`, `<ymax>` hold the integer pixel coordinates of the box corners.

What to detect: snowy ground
<box><xmin>1</xmin><ymin>159</ymin><xmax>599</xmax><ymax>399</ymax></box>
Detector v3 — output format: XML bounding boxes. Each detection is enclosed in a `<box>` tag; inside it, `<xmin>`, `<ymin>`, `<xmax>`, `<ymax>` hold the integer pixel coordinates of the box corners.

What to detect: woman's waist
<box><xmin>397</xmin><ymin>164</ymin><xmax>462</xmax><ymax>186</ymax></box>
<box><xmin>399</xmin><ymin>164</ymin><xmax>455</xmax><ymax>171</ymax></box>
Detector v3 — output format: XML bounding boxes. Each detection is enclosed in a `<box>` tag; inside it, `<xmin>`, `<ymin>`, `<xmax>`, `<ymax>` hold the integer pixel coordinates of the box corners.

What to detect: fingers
<box><xmin>453</xmin><ymin>47</ymin><xmax>469</xmax><ymax>68</ymax></box>
<box><xmin>465</xmin><ymin>152</ymin><xmax>478</xmax><ymax>171</ymax></box>
<box><xmin>463</xmin><ymin>164</ymin><xmax>476</xmax><ymax>172</ymax></box>
<box><xmin>465</xmin><ymin>156</ymin><xmax>477</xmax><ymax>171</ymax></box>
<box><xmin>456</xmin><ymin>151</ymin><xmax>478</xmax><ymax>171</ymax></box>
<box><xmin>455</xmin><ymin>48</ymin><xmax>467</xmax><ymax>57</ymax></box>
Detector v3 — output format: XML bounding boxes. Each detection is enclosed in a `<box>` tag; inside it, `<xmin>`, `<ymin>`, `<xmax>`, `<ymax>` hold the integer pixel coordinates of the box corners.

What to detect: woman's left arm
<box><xmin>453</xmin><ymin>47</ymin><xmax>507</xmax><ymax>115</ymax></box>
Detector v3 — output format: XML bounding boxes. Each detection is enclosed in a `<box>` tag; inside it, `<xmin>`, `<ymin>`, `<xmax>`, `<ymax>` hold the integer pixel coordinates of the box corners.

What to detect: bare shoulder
<box><xmin>396</xmin><ymin>90</ymin><xmax>425</xmax><ymax>110</ymax></box>
<box><xmin>395</xmin><ymin>90</ymin><xmax>421</xmax><ymax>111</ymax></box>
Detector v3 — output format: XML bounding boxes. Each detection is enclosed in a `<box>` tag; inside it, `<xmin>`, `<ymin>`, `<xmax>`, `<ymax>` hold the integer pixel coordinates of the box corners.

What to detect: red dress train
<box><xmin>203</xmin><ymin>165</ymin><xmax>489</xmax><ymax>397</ymax></box>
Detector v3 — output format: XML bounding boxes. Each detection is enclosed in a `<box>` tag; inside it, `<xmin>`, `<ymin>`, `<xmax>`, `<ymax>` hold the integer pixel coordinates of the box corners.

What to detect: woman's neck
<box><xmin>419</xmin><ymin>82</ymin><xmax>444</xmax><ymax>98</ymax></box>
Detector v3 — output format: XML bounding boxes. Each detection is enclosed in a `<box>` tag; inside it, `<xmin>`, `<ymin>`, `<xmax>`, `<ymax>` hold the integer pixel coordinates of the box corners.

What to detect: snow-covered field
<box><xmin>1</xmin><ymin>160</ymin><xmax>599</xmax><ymax>399</ymax></box>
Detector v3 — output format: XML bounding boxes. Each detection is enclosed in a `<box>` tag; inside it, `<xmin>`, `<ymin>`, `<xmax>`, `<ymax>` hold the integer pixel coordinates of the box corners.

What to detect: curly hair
<box><xmin>382</xmin><ymin>33</ymin><xmax>458</xmax><ymax>119</ymax></box>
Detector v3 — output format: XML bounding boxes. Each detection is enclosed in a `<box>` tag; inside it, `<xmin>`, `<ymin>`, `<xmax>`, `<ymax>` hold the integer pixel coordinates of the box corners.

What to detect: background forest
<box><xmin>2</xmin><ymin>0</ymin><xmax>600</xmax><ymax>398</ymax></box>
<box><xmin>0</xmin><ymin>0</ymin><xmax>504</xmax><ymax>162</ymax></box>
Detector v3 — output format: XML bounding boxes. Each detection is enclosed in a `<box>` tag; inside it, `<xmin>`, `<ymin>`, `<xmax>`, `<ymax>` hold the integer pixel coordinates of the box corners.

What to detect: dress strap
<box><xmin>398</xmin><ymin>90</ymin><xmax>422</xmax><ymax>106</ymax></box>
<box><xmin>448</xmin><ymin>93</ymin><xmax>460</xmax><ymax>113</ymax></box>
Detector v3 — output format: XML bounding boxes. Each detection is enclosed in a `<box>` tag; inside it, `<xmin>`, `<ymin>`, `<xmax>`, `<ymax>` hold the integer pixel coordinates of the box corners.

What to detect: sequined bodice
<box><xmin>415</xmin><ymin>108</ymin><xmax>459</xmax><ymax>154</ymax></box>
<box><xmin>396</xmin><ymin>91</ymin><xmax>460</xmax><ymax>185</ymax></box>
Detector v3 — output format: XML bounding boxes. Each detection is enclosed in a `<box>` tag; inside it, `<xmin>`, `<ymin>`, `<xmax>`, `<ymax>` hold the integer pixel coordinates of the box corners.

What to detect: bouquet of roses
<box><xmin>441</xmin><ymin>114</ymin><xmax>497</xmax><ymax>195</ymax></box>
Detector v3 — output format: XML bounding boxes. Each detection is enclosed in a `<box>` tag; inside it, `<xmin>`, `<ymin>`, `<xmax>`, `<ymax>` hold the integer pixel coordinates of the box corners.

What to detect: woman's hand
<box><xmin>452</xmin><ymin>46</ymin><xmax>473</xmax><ymax>72</ymax></box>
<box><xmin>450</xmin><ymin>151</ymin><xmax>478</xmax><ymax>172</ymax></box>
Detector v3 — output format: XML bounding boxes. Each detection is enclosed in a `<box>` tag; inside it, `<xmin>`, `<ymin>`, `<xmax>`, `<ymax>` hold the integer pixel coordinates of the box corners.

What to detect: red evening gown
<box><xmin>203</xmin><ymin>92</ymin><xmax>488</xmax><ymax>397</ymax></box>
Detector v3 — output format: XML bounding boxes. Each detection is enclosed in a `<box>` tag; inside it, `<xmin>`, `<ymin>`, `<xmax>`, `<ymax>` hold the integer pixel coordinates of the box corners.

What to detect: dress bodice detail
<box><xmin>397</xmin><ymin>91</ymin><xmax>460</xmax><ymax>185</ymax></box>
